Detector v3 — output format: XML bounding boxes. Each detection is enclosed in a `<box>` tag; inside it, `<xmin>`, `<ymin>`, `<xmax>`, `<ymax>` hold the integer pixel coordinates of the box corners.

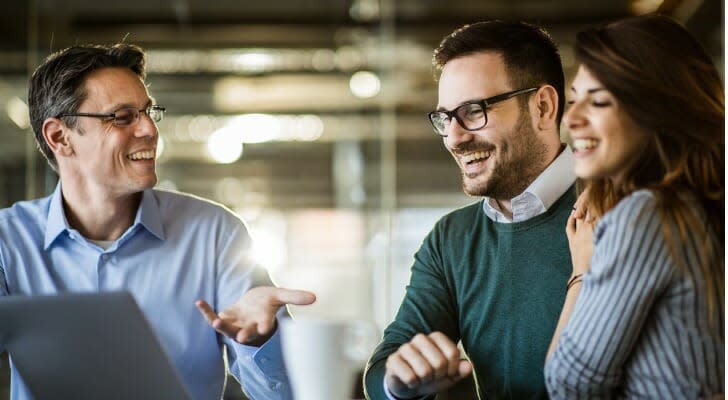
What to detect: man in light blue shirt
<box><xmin>0</xmin><ymin>43</ymin><xmax>315</xmax><ymax>400</ymax></box>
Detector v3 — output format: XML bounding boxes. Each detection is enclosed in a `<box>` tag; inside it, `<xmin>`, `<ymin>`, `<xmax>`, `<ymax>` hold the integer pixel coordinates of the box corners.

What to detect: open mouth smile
<box><xmin>127</xmin><ymin>150</ymin><xmax>156</xmax><ymax>161</ymax></box>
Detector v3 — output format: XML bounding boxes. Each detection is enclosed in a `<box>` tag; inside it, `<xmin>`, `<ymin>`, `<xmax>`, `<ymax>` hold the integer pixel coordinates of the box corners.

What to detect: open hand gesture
<box><xmin>196</xmin><ymin>286</ymin><xmax>316</xmax><ymax>346</ymax></box>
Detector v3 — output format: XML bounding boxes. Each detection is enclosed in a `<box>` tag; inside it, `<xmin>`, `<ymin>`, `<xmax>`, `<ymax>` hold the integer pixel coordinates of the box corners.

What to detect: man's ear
<box><xmin>42</xmin><ymin>117</ymin><xmax>74</xmax><ymax>158</ymax></box>
<box><xmin>532</xmin><ymin>85</ymin><xmax>559</xmax><ymax>131</ymax></box>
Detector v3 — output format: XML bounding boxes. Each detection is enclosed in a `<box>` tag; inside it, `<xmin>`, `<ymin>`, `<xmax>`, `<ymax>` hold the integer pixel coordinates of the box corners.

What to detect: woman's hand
<box><xmin>566</xmin><ymin>192</ymin><xmax>595</xmax><ymax>276</ymax></box>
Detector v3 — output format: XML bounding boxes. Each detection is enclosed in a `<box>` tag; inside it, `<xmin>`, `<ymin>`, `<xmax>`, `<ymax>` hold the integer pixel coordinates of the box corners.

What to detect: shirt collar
<box><xmin>524</xmin><ymin>144</ymin><xmax>576</xmax><ymax>211</ymax></box>
<box><xmin>137</xmin><ymin>189</ymin><xmax>165</xmax><ymax>241</ymax></box>
<box><xmin>44</xmin><ymin>184</ymin><xmax>165</xmax><ymax>249</ymax></box>
<box><xmin>44</xmin><ymin>183</ymin><xmax>69</xmax><ymax>249</ymax></box>
<box><xmin>483</xmin><ymin>145</ymin><xmax>576</xmax><ymax>222</ymax></box>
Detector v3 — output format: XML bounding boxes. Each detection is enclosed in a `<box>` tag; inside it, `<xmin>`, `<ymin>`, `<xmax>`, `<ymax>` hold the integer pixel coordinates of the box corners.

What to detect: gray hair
<box><xmin>27</xmin><ymin>43</ymin><xmax>146</xmax><ymax>171</ymax></box>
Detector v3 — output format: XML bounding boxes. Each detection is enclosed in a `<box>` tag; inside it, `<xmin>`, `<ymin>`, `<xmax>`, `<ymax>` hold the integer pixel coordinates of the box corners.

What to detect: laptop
<box><xmin>0</xmin><ymin>291</ymin><xmax>193</xmax><ymax>400</ymax></box>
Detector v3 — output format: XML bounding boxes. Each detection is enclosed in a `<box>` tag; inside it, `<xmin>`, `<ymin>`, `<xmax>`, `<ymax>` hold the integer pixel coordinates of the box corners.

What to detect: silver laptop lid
<box><xmin>0</xmin><ymin>291</ymin><xmax>193</xmax><ymax>400</ymax></box>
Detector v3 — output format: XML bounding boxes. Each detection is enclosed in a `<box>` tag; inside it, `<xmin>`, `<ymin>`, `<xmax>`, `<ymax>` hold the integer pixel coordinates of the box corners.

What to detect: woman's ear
<box><xmin>532</xmin><ymin>85</ymin><xmax>559</xmax><ymax>131</ymax></box>
<box><xmin>42</xmin><ymin>117</ymin><xmax>74</xmax><ymax>158</ymax></box>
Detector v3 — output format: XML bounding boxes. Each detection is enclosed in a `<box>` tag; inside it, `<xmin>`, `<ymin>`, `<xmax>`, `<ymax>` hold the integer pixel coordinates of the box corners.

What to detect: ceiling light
<box><xmin>233</xmin><ymin>52</ymin><xmax>275</xmax><ymax>73</ymax></box>
<box><xmin>349</xmin><ymin>71</ymin><xmax>380</xmax><ymax>99</ymax></box>
<box><xmin>233</xmin><ymin>114</ymin><xmax>281</xmax><ymax>143</ymax></box>
<box><xmin>6</xmin><ymin>96</ymin><xmax>29</xmax><ymax>129</ymax></box>
<box><xmin>207</xmin><ymin>128</ymin><xmax>243</xmax><ymax>164</ymax></box>
<box><xmin>295</xmin><ymin>115</ymin><xmax>324</xmax><ymax>141</ymax></box>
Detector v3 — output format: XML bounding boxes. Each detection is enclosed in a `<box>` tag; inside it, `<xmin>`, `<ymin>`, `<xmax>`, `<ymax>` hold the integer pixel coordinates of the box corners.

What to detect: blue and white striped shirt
<box><xmin>545</xmin><ymin>190</ymin><xmax>724</xmax><ymax>399</ymax></box>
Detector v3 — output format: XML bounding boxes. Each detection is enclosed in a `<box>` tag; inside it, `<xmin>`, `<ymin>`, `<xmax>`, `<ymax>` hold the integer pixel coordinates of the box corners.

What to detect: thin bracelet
<box><xmin>566</xmin><ymin>274</ymin><xmax>583</xmax><ymax>292</ymax></box>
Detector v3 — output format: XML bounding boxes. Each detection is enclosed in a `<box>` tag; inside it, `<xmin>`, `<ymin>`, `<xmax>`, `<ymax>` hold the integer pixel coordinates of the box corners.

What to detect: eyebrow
<box><xmin>107</xmin><ymin>98</ymin><xmax>154</xmax><ymax>113</ymax></box>
<box><xmin>570</xmin><ymin>86</ymin><xmax>608</xmax><ymax>94</ymax></box>
<box><xmin>435</xmin><ymin>98</ymin><xmax>484</xmax><ymax>112</ymax></box>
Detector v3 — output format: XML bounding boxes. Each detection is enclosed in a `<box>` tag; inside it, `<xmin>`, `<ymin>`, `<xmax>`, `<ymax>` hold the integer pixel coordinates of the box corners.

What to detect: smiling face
<box><xmin>438</xmin><ymin>52</ymin><xmax>549</xmax><ymax>199</ymax></box>
<box><xmin>565</xmin><ymin>65</ymin><xmax>650</xmax><ymax>181</ymax></box>
<box><xmin>62</xmin><ymin>67</ymin><xmax>159</xmax><ymax>197</ymax></box>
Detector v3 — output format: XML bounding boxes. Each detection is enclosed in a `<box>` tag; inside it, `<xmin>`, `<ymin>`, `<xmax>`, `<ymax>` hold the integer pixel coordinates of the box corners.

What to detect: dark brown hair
<box><xmin>575</xmin><ymin>14</ymin><xmax>724</xmax><ymax>317</ymax></box>
<box><xmin>433</xmin><ymin>20</ymin><xmax>565</xmax><ymax>125</ymax></box>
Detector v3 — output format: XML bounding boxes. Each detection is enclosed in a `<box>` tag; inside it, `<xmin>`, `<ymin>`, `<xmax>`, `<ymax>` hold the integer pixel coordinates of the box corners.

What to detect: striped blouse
<box><xmin>544</xmin><ymin>190</ymin><xmax>724</xmax><ymax>399</ymax></box>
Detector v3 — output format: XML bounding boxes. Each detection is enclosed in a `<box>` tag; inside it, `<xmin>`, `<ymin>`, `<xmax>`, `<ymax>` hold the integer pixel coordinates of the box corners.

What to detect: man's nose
<box><xmin>443</xmin><ymin>119</ymin><xmax>475</xmax><ymax>149</ymax></box>
<box><xmin>135</xmin><ymin>112</ymin><xmax>158</xmax><ymax>138</ymax></box>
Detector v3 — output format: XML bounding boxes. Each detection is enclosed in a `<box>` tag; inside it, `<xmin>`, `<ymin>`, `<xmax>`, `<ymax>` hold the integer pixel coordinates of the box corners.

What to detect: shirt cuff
<box><xmin>228</xmin><ymin>326</ymin><xmax>291</xmax><ymax>400</ymax></box>
<box><xmin>231</xmin><ymin>326</ymin><xmax>286</xmax><ymax>379</ymax></box>
<box><xmin>383</xmin><ymin>377</ymin><xmax>428</xmax><ymax>400</ymax></box>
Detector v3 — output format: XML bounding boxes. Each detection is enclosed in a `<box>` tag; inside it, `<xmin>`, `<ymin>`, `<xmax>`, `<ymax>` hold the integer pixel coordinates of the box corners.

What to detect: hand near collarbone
<box><xmin>385</xmin><ymin>332</ymin><xmax>473</xmax><ymax>398</ymax></box>
<box><xmin>195</xmin><ymin>286</ymin><xmax>316</xmax><ymax>346</ymax></box>
<box><xmin>566</xmin><ymin>191</ymin><xmax>595</xmax><ymax>276</ymax></box>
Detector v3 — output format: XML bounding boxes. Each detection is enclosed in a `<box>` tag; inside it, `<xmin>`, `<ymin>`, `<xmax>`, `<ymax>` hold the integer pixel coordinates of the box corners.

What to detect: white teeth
<box><xmin>462</xmin><ymin>150</ymin><xmax>491</xmax><ymax>164</ymax></box>
<box><xmin>127</xmin><ymin>150</ymin><xmax>155</xmax><ymax>160</ymax></box>
<box><xmin>572</xmin><ymin>139</ymin><xmax>599</xmax><ymax>151</ymax></box>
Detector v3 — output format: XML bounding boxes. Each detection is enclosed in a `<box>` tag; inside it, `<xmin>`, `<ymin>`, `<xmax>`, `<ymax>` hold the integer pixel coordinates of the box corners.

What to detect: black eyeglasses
<box><xmin>427</xmin><ymin>87</ymin><xmax>538</xmax><ymax>137</ymax></box>
<box><xmin>57</xmin><ymin>105</ymin><xmax>166</xmax><ymax>128</ymax></box>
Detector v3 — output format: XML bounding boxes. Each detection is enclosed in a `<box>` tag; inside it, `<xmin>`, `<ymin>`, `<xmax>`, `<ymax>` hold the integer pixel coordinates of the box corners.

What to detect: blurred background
<box><xmin>0</xmin><ymin>0</ymin><xmax>723</xmax><ymax>399</ymax></box>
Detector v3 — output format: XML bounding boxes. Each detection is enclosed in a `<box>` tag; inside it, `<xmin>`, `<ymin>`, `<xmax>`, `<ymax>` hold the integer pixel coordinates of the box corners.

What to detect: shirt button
<box><xmin>260</xmin><ymin>357</ymin><xmax>268</xmax><ymax>363</ymax></box>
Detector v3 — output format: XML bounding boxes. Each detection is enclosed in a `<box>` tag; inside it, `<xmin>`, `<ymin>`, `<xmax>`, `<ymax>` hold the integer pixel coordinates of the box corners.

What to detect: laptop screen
<box><xmin>0</xmin><ymin>291</ymin><xmax>193</xmax><ymax>400</ymax></box>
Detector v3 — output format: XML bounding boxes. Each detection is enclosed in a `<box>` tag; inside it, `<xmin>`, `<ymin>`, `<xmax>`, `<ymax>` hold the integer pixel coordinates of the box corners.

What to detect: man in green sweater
<box><xmin>364</xmin><ymin>21</ymin><xmax>576</xmax><ymax>400</ymax></box>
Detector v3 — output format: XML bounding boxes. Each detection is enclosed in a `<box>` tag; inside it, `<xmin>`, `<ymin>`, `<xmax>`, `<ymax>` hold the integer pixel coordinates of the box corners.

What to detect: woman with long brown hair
<box><xmin>544</xmin><ymin>14</ymin><xmax>724</xmax><ymax>398</ymax></box>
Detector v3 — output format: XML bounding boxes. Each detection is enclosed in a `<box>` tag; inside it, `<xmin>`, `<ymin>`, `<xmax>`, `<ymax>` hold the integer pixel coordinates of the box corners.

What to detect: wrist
<box><xmin>566</xmin><ymin>274</ymin><xmax>583</xmax><ymax>292</ymax></box>
<box><xmin>391</xmin><ymin>392</ymin><xmax>423</xmax><ymax>400</ymax></box>
<box><xmin>386</xmin><ymin>376</ymin><xmax>424</xmax><ymax>400</ymax></box>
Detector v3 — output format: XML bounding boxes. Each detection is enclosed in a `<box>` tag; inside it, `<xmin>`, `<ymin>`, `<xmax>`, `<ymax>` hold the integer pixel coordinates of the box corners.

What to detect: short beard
<box><xmin>461</xmin><ymin>108</ymin><xmax>549</xmax><ymax>199</ymax></box>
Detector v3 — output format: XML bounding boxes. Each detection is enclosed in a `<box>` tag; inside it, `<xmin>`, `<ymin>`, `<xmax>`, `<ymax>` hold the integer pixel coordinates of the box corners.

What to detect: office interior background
<box><xmin>0</xmin><ymin>0</ymin><xmax>723</xmax><ymax>398</ymax></box>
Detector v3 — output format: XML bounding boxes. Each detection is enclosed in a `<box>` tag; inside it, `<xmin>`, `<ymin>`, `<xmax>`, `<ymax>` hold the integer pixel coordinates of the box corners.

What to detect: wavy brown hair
<box><xmin>574</xmin><ymin>14</ymin><xmax>724</xmax><ymax>319</ymax></box>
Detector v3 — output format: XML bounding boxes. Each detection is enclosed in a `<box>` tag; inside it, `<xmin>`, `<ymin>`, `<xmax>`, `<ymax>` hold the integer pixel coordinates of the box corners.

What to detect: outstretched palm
<box><xmin>196</xmin><ymin>286</ymin><xmax>316</xmax><ymax>346</ymax></box>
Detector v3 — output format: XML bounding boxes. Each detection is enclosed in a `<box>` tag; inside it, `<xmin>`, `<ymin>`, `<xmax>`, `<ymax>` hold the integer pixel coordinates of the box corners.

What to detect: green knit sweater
<box><xmin>364</xmin><ymin>187</ymin><xmax>575</xmax><ymax>400</ymax></box>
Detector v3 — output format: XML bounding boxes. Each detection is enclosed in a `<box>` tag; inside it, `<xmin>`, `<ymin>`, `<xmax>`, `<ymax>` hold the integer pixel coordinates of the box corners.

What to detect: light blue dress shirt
<box><xmin>0</xmin><ymin>184</ymin><xmax>290</xmax><ymax>400</ymax></box>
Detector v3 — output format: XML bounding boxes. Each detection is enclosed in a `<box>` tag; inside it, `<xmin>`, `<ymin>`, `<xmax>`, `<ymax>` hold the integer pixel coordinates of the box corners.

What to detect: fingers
<box><xmin>457</xmin><ymin>359</ymin><xmax>473</xmax><ymax>378</ymax></box>
<box><xmin>428</xmin><ymin>332</ymin><xmax>461</xmax><ymax>378</ymax></box>
<box><xmin>398</xmin><ymin>340</ymin><xmax>435</xmax><ymax>384</ymax></box>
<box><xmin>195</xmin><ymin>300</ymin><xmax>218</xmax><ymax>324</ymax></box>
<box><xmin>566</xmin><ymin>213</ymin><xmax>577</xmax><ymax>237</ymax></box>
<box><xmin>584</xmin><ymin>209</ymin><xmax>594</xmax><ymax>225</ymax></box>
<box><xmin>195</xmin><ymin>300</ymin><xmax>242</xmax><ymax>339</ymax></box>
<box><xmin>271</xmin><ymin>288</ymin><xmax>316</xmax><ymax>306</ymax></box>
<box><xmin>196</xmin><ymin>287</ymin><xmax>315</xmax><ymax>346</ymax></box>
<box><xmin>568</xmin><ymin>201</ymin><xmax>596</xmax><ymax>233</ymax></box>
<box><xmin>571</xmin><ymin>192</ymin><xmax>584</xmax><ymax>219</ymax></box>
<box><xmin>235</xmin><ymin>326</ymin><xmax>260</xmax><ymax>344</ymax></box>
<box><xmin>217</xmin><ymin>307</ymin><xmax>270</xmax><ymax>344</ymax></box>
<box><xmin>385</xmin><ymin>354</ymin><xmax>419</xmax><ymax>397</ymax></box>
<box><xmin>385</xmin><ymin>332</ymin><xmax>462</xmax><ymax>392</ymax></box>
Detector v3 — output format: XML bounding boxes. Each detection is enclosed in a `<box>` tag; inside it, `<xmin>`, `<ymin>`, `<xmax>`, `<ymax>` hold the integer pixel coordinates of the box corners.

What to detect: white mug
<box><xmin>280</xmin><ymin>317</ymin><xmax>377</xmax><ymax>400</ymax></box>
